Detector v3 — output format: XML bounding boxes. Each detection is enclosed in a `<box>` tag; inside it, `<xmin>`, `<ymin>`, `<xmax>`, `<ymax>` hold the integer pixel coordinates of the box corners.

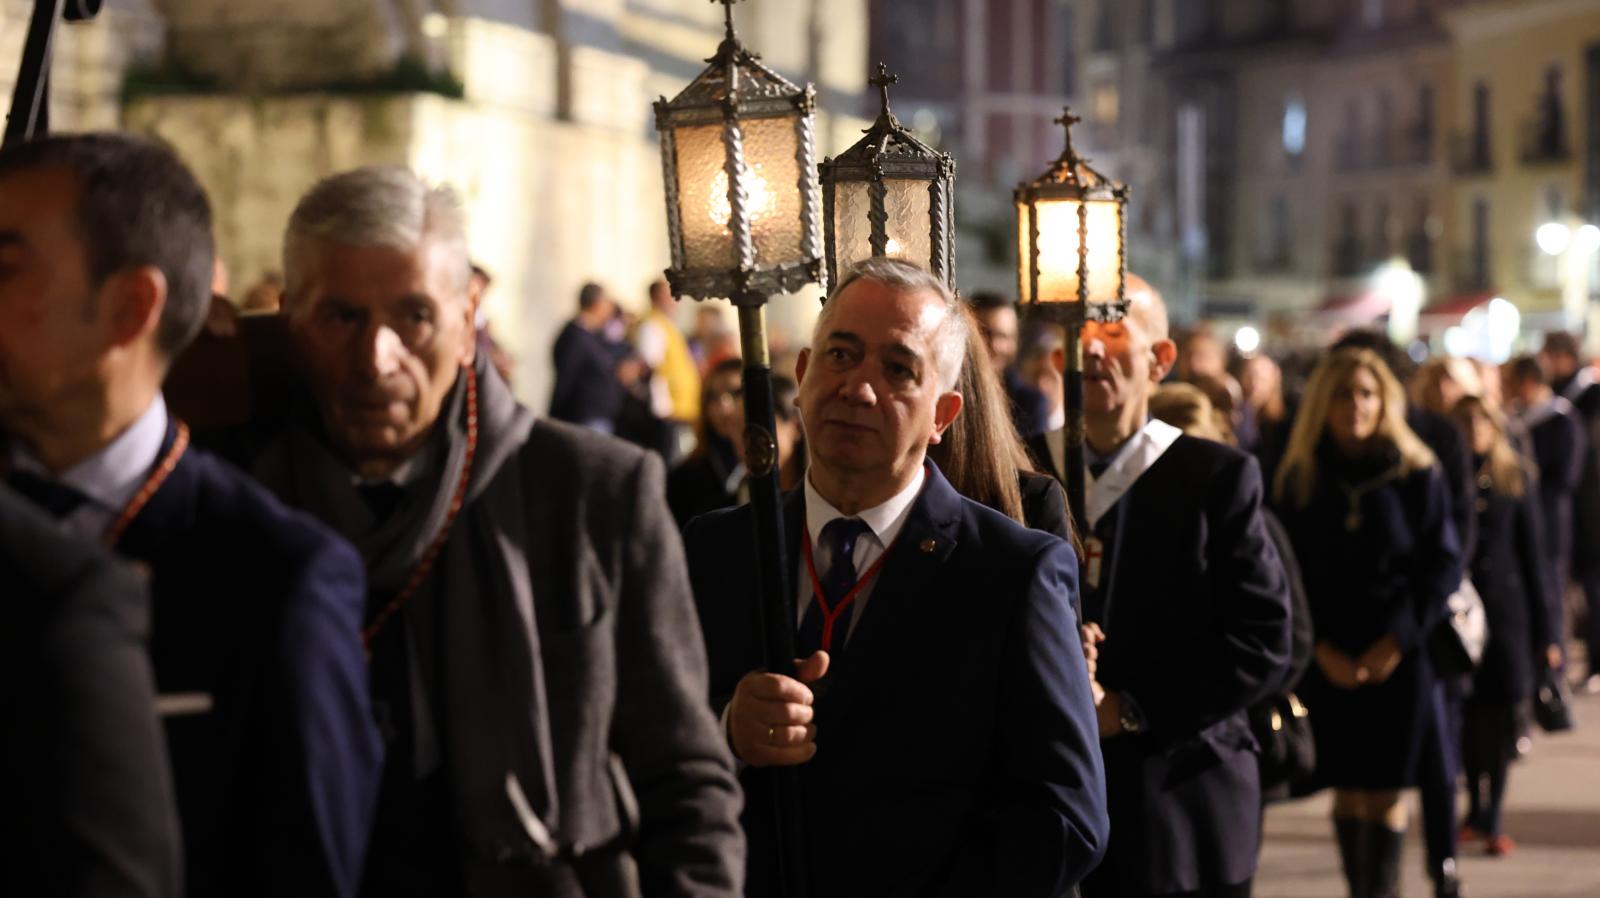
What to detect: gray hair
<box><xmin>283</xmin><ymin>166</ymin><xmax>470</xmax><ymax>301</ymax></box>
<box><xmin>816</xmin><ymin>257</ymin><xmax>968</xmax><ymax>393</ymax></box>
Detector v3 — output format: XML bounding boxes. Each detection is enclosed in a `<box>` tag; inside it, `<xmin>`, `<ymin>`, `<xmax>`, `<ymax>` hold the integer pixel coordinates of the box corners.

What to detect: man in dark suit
<box><xmin>970</xmin><ymin>290</ymin><xmax>1051</xmax><ymax>436</ymax></box>
<box><xmin>550</xmin><ymin>283</ymin><xmax>626</xmax><ymax>433</ymax></box>
<box><xmin>1508</xmin><ymin>355</ymin><xmax>1587</xmax><ymax>599</ymax></box>
<box><xmin>254</xmin><ymin>166</ymin><xmax>743</xmax><ymax>896</ymax></box>
<box><xmin>1029</xmin><ymin>276</ymin><xmax>1290</xmax><ymax>898</ymax></box>
<box><xmin>0</xmin><ymin>133</ymin><xmax>382</xmax><ymax>898</ymax></box>
<box><xmin>1</xmin><ymin>484</ymin><xmax>181</xmax><ymax>898</ymax></box>
<box><xmin>1540</xmin><ymin>332</ymin><xmax>1600</xmax><ymax>690</ymax></box>
<box><xmin>686</xmin><ymin>257</ymin><xmax>1108</xmax><ymax>898</ymax></box>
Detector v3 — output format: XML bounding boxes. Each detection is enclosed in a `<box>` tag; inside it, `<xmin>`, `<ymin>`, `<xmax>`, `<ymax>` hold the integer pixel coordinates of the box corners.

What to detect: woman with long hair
<box><xmin>927</xmin><ymin>306</ymin><xmax>1075</xmax><ymax>548</ymax></box>
<box><xmin>1448</xmin><ymin>396</ymin><xmax>1562</xmax><ymax>857</ymax></box>
<box><xmin>1272</xmin><ymin>347</ymin><xmax>1463</xmax><ymax>898</ymax></box>
<box><xmin>1411</xmin><ymin>356</ymin><xmax>1484</xmax><ymax>418</ymax></box>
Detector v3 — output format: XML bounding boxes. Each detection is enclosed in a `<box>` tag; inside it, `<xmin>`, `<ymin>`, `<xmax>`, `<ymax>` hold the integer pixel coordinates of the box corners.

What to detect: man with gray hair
<box><xmin>254</xmin><ymin>166</ymin><xmax>744</xmax><ymax>896</ymax></box>
<box><xmin>684</xmin><ymin>257</ymin><xmax>1108</xmax><ymax>897</ymax></box>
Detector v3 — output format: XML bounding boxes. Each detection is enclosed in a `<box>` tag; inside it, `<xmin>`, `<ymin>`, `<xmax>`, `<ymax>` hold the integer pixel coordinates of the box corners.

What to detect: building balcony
<box><xmin>1451</xmin><ymin>134</ymin><xmax>1493</xmax><ymax>176</ymax></box>
<box><xmin>1452</xmin><ymin>250</ymin><xmax>1492</xmax><ymax>292</ymax></box>
<box><xmin>1520</xmin><ymin>117</ymin><xmax>1571</xmax><ymax>166</ymax></box>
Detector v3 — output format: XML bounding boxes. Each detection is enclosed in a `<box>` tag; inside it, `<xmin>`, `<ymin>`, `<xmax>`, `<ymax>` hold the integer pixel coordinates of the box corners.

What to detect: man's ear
<box><xmin>1049</xmin><ymin>345</ymin><xmax>1066</xmax><ymax>377</ymax></box>
<box><xmin>1150</xmin><ymin>338</ymin><xmax>1177</xmax><ymax>383</ymax></box>
<box><xmin>102</xmin><ymin>265</ymin><xmax>167</xmax><ymax>349</ymax></box>
<box><xmin>927</xmin><ymin>390</ymin><xmax>963</xmax><ymax>445</ymax></box>
<box><xmin>794</xmin><ymin>347</ymin><xmax>810</xmax><ymax>386</ymax></box>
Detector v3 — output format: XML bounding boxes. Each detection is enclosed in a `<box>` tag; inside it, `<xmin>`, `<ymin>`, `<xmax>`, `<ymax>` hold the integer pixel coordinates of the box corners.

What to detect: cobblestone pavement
<box><xmin>1256</xmin><ymin>687</ymin><xmax>1600</xmax><ymax>898</ymax></box>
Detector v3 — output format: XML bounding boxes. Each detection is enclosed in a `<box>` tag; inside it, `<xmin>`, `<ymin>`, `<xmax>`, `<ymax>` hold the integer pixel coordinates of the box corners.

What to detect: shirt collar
<box><xmin>9</xmin><ymin>394</ymin><xmax>169</xmax><ymax>513</ymax></box>
<box><xmin>804</xmin><ymin>463</ymin><xmax>926</xmax><ymax>551</ymax></box>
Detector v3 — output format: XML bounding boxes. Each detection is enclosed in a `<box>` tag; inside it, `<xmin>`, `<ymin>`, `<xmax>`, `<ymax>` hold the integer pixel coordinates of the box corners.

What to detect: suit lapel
<box><xmin>114</xmin><ymin>421</ymin><xmax>198</xmax><ymax>565</ymax></box>
<box><xmin>818</xmin><ymin>464</ymin><xmax>961</xmax><ymax>723</ymax></box>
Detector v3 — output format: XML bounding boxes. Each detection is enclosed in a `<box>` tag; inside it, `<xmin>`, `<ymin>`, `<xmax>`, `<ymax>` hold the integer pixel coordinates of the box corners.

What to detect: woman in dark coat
<box><xmin>1448</xmin><ymin>396</ymin><xmax>1564</xmax><ymax>857</ymax></box>
<box><xmin>666</xmin><ymin>358</ymin><xmax>746</xmax><ymax>528</ymax></box>
<box><xmin>1272</xmin><ymin>347</ymin><xmax>1463</xmax><ymax>898</ymax></box>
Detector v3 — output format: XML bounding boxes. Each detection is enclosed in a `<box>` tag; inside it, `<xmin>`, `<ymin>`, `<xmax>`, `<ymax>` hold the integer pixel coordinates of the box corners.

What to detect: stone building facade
<box><xmin>1</xmin><ymin>0</ymin><xmax>869</xmax><ymax>410</ymax></box>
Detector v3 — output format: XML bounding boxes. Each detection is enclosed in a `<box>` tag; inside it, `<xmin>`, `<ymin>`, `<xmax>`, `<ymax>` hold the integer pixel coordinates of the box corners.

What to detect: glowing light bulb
<box><xmin>1573</xmin><ymin>224</ymin><xmax>1600</xmax><ymax>256</ymax></box>
<box><xmin>884</xmin><ymin>237</ymin><xmax>902</xmax><ymax>255</ymax></box>
<box><xmin>1234</xmin><ymin>326</ymin><xmax>1261</xmax><ymax>355</ymax></box>
<box><xmin>707</xmin><ymin>167</ymin><xmax>774</xmax><ymax>230</ymax></box>
<box><xmin>1537</xmin><ymin>222</ymin><xmax>1572</xmax><ymax>256</ymax></box>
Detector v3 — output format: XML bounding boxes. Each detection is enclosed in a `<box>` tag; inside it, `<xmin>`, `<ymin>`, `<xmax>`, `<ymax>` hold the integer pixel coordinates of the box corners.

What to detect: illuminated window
<box><xmin>1094</xmin><ymin>83</ymin><xmax>1120</xmax><ymax>126</ymax></box>
<box><xmin>1282</xmin><ymin>96</ymin><xmax>1307</xmax><ymax>157</ymax></box>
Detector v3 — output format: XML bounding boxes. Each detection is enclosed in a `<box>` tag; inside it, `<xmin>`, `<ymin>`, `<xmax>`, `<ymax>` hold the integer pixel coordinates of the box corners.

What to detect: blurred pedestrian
<box><xmin>928</xmin><ymin>304</ymin><xmax>1073</xmax><ymax>544</ymax></box>
<box><xmin>258</xmin><ymin>167</ymin><xmax>744</xmax><ymax>895</ymax></box>
<box><xmin>1063</xmin><ymin>277</ymin><xmax>1290</xmax><ymax>898</ymax></box>
<box><xmin>240</xmin><ymin>271</ymin><xmax>284</xmax><ymax>314</ymax></box>
<box><xmin>1273</xmin><ymin>347</ymin><xmax>1463</xmax><ymax>898</ymax></box>
<box><xmin>633</xmin><ymin>279</ymin><xmax>702</xmax><ymax>461</ymax></box>
<box><xmin>1</xmin><ymin>485</ymin><xmax>181</xmax><ymax>898</ymax></box>
<box><xmin>970</xmin><ymin>290</ymin><xmax>1051</xmax><ymax>437</ymax></box>
<box><xmin>1176</xmin><ymin>326</ymin><xmax>1227</xmax><ymax>383</ymax></box>
<box><xmin>550</xmin><ymin>282</ymin><xmax>625</xmax><ymax>433</ymax></box>
<box><xmin>1538</xmin><ymin>332</ymin><xmax>1600</xmax><ymax>691</ymax></box>
<box><xmin>1505</xmin><ymin>355</ymin><xmax>1586</xmax><ymax>620</ymax></box>
<box><xmin>684</xmin><ymin>258</ymin><xmax>1108</xmax><ymax>897</ymax></box>
<box><xmin>667</xmin><ymin>358</ymin><xmax>745</xmax><ymax>528</ymax></box>
<box><xmin>0</xmin><ymin>133</ymin><xmax>381</xmax><ymax>898</ymax></box>
<box><xmin>1447</xmin><ymin>396</ymin><xmax>1562</xmax><ymax>858</ymax></box>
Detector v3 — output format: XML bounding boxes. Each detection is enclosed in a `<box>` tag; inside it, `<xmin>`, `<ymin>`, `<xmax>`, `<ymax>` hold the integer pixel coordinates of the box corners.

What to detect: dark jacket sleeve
<box><xmin>1433</xmin><ymin>413</ymin><xmax>1478</xmax><ymax>560</ymax></box>
<box><xmin>1398</xmin><ymin>467</ymin><xmax>1464</xmax><ymax>649</ymax></box>
<box><xmin>262</xmin><ymin>534</ymin><xmax>383</xmax><ymax>898</ymax></box>
<box><xmin>609</xmin><ymin>451</ymin><xmax>745</xmax><ymax>897</ymax></box>
<box><xmin>1128</xmin><ymin>454</ymin><xmax>1291</xmax><ymax>738</ymax></box>
<box><xmin>1262</xmin><ymin>510</ymin><xmax>1314</xmax><ymax>693</ymax></box>
<box><xmin>1515</xmin><ymin>485</ymin><xmax>1563</xmax><ymax>654</ymax></box>
<box><xmin>939</xmin><ymin>539</ymin><xmax>1108</xmax><ymax>897</ymax></box>
<box><xmin>30</xmin><ymin>560</ymin><xmax>183</xmax><ymax>898</ymax></box>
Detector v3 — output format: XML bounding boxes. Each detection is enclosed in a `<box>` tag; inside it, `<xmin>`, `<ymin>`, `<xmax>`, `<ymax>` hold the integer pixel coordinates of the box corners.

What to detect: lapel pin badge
<box><xmin>919</xmin><ymin>538</ymin><xmax>937</xmax><ymax>554</ymax></box>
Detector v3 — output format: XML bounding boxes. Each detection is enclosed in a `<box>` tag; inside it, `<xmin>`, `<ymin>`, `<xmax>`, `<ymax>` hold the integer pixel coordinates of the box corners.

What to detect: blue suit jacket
<box><xmin>684</xmin><ymin>463</ymin><xmax>1107</xmax><ymax>898</ymax></box>
<box><xmin>116</xmin><ymin>424</ymin><xmax>381</xmax><ymax>898</ymax></box>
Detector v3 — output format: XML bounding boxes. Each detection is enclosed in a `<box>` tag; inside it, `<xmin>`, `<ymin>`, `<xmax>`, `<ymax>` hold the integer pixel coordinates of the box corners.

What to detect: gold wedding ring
<box><xmin>767</xmin><ymin>725</ymin><xmax>777</xmax><ymax>743</ymax></box>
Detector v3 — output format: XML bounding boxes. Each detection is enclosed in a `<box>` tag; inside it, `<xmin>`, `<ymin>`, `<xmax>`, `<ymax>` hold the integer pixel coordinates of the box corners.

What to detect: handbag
<box><xmin>1429</xmin><ymin>577</ymin><xmax>1488</xmax><ymax>678</ymax></box>
<box><xmin>1534</xmin><ymin>667</ymin><xmax>1577</xmax><ymax>733</ymax></box>
<box><xmin>1250</xmin><ymin>691</ymin><xmax>1315</xmax><ymax>790</ymax></box>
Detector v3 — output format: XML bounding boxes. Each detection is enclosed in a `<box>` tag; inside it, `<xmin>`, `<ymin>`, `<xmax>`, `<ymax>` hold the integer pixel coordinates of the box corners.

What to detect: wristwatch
<box><xmin>1117</xmin><ymin>692</ymin><xmax>1146</xmax><ymax>735</ymax></box>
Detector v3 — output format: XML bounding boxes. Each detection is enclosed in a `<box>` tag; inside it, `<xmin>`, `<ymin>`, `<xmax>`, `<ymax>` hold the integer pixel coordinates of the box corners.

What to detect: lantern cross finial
<box><xmin>870</xmin><ymin>62</ymin><xmax>899</xmax><ymax>116</ymax></box>
<box><xmin>1053</xmin><ymin>107</ymin><xmax>1081</xmax><ymax>134</ymax></box>
<box><xmin>711</xmin><ymin>0</ymin><xmax>741</xmax><ymax>40</ymax></box>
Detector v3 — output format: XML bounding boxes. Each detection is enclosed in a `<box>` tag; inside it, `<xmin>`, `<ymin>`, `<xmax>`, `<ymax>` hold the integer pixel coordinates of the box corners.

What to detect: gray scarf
<box><xmin>254</xmin><ymin>357</ymin><xmax>563</xmax><ymax>864</ymax></box>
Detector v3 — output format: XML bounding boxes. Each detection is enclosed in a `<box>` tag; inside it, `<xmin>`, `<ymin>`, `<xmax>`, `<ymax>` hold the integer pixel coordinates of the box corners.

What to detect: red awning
<box><xmin>1421</xmin><ymin>290</ymin><xmax>1496</xmax><ymax>318</ymax></box>
<box><xmin>1314</xmin><ymin>290</ymin><xmax>1391</xmax><ymax>323</ymax></box>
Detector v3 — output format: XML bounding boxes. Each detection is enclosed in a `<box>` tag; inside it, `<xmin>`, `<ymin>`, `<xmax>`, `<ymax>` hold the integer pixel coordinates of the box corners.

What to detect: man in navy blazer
<box><xmin>685</xmin><ymin>258</ymin><xmax>1107</xmax><ymax>898</ymax></box>
<box><xmin>1029</xmin><ymin>277</ymin><xmax>1290</xmax><ymax>898</ymax></box>
<box><xmin>0</xmin><ymin>134</ymin><xmax>381</xmax><ymax>898</ymax></box>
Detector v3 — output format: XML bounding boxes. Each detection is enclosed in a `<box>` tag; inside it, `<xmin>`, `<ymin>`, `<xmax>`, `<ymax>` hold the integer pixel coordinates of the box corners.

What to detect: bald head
<box><xmin>1124</xmin><ymin>273</ymin><xmax>1169</xmax><ymax>342</ymax></box>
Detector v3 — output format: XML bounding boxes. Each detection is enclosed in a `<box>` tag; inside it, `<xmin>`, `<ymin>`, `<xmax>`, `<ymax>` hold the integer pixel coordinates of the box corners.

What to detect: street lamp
<box><xmin>1014</xmin><ymin>108</ymin><xmax>1129</xmax><ymax>531</ymax></box>
<box><xmin>653</xmin><ymin>3</ymin><xmax>820</xmax><ymax>894</ymax></box>
<box><xmin>1538</xmin><ymin>216</ymin><xmax>1600</xmax><ymax>347</ymax></box>
<box><xmin>819</xmin><ymin>62</ymin><xmax>957</xmax><ymax>289</ymax></box>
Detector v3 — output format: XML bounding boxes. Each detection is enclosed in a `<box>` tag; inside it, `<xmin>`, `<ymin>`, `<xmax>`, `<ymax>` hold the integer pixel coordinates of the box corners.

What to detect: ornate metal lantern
<box><xmin>652</xmin><ymin>0</ymin><xmax>824</xmax><ymax>304</ymax></box>
<box><xmin>1015</xmin><ymin>109</ymin><xmax>1128</xmax><ymax>315</ymax></box>
<box><xmin>819</xmin><ymin>63</ymin><xmax>956</xmax><ymax>288</ymax></box>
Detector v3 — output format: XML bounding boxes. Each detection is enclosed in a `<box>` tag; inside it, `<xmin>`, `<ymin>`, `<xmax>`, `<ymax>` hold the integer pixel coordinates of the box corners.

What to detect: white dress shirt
<box><xmin>7</xmin><ymin>395</ymin><xmax>169</xmax><ymax>542</ymax></box>
<box><xmin>797</xmin><ymin>464</ymin><xmax>925</xmax><ymax>646</ymax></box>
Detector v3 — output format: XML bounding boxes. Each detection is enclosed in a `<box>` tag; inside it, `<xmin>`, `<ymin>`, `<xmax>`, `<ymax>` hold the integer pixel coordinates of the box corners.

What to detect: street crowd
<box><xmin>3</xmin><ymin>132</ymin><xmax>1593</xmax><ymax>898</ymax></box>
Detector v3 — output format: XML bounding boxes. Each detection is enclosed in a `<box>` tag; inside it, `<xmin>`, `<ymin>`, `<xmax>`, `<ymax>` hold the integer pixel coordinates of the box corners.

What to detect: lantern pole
<box><xmin>5</xmin><ymin>0</ymin><xmax>101</xmax><ymax>145</ymax></box>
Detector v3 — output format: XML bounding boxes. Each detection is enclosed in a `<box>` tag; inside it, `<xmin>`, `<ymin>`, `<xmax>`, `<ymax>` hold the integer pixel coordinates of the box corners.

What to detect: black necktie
<box><xmin>7</xmin><ymin>470</ymin><xmax>89</xmax><ymax>519</ymax></box>
<box><xmin>798</xmin><ymin>517</ymin><xmax>873</xmax><ymax>656</ymax></box>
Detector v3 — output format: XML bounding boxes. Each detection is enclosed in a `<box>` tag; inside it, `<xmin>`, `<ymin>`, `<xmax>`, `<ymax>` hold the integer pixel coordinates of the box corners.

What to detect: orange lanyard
<box><xmin>800</xmin><ymin>526</ymin><xmax>892</xmax><ymax>652</ymax></box>
<box><xmin>361</xmin><ymin>365</ymin><xmax>479</xmax><ymax>652</ymax></box>
<box><xmin>104</xmin><ymin>422</ymin><xmax>190</xmax><ymax>550</ymax></box>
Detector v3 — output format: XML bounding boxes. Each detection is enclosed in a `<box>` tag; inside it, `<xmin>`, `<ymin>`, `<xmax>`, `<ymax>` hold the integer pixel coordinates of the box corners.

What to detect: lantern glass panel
<box><xmin>743</xmin><ymin>116</ymin><xmax>806</xmax><ymax>266</ymax></box>
<box><xmin>1016</xmin><ymin>200</ymin><xmax>1033</xmax><ymax>304</ymax></box>
<box><xmin>834</xmin><ymin>180</ymin><xmax>873</xmax><ymax>273</ymax></box>
<box><xmin>884</xmin><ymin>178</ymin><xmax>931</xmax><ymax>263</ymax></box>
<box><xmin>1034</xmin><ymin>196</ymin><xmax>1121</xmax><ymax>303</ymax></box>
<box><xmin>674</xmin><ymin>123</ymin><xmax>737</xmax><ymax>270</ymax></box>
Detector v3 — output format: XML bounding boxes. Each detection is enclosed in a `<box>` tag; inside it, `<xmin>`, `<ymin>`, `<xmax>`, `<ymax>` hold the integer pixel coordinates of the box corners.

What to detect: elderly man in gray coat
<box><xmin>253</xmin><ymin>166</ymin><xmax>743</xmax><ymax>897</ymax></box>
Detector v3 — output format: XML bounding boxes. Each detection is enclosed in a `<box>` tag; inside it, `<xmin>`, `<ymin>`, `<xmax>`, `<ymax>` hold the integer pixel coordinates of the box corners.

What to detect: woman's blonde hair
<box><xmin>1274</xmin><ymin>347</ymin><xmax>1437</xmax><ymax>507</ymax></box>
<box><xmin>1448</xmin><ymin>394</ymin><xmax>1527</xmax><ymax>499</ymax></box>
<box><xmin>1150</xmin><ymin>382</ymin><xmax>1230</xmax><ymax>444</ymax></box>
<box><xmin>1410</xmin><ymin>355</ymin><xmax>1483</xmax><ymax>416</ymax></box>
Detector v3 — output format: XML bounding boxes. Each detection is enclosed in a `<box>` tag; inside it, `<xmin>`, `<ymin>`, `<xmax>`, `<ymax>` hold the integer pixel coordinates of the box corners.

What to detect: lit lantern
<box><xmin>652</xmin><ymin>0</ymin><xmax>824</xmax><ymax>303</ymax></box>
<box><xmin>1015</xmin><ymin>108</ymin><xmax>1128</xmax><ymax>314</ymax></box>
<box><xmin>819</xmin><ymin>62</ymin><xmax>957</xmax><ymax>289</ymax></box>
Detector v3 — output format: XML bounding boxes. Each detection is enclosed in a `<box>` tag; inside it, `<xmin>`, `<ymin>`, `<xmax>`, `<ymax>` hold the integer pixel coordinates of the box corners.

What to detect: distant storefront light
<box><xmin>1537</xmin><ymin>221</ymin><xmax>1572</xmax><ymax>256</ymax></box>
<box><xmin>1233</xmin><ymin>325</ymin><xmax>1261</xmax><ymax>355</ymax></box>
